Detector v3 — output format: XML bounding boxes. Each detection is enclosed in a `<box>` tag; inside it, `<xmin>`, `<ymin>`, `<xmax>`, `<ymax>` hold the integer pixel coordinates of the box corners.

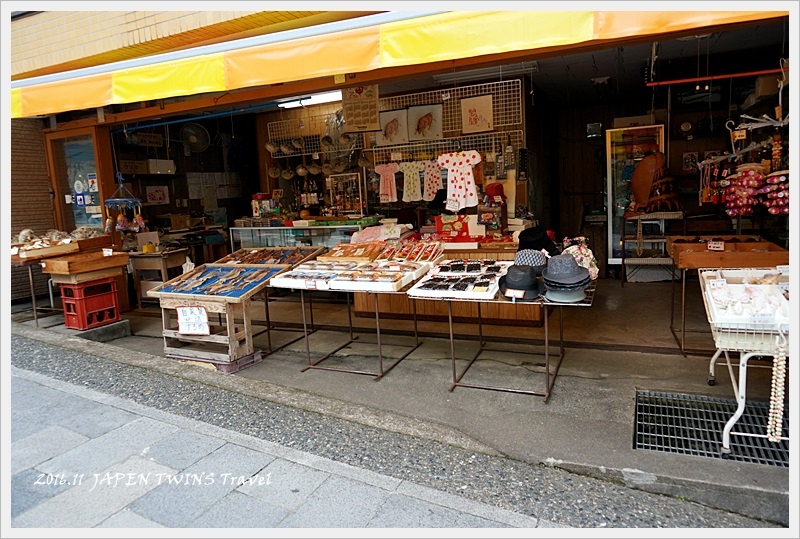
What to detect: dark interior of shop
<box><xmin>85</xmin><ymin>16</ymin><xmax>789</xmax><ymax>276</ymax></box>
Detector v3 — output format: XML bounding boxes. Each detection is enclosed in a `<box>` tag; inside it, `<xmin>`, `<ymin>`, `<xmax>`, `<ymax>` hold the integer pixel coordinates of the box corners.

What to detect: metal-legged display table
<box><xmin>415</xmin><ymin>282</ymin><xmax>596</xmax><ymax>402</ymax></box>
<box><xmin>10</xmin><ymin>256</ymin><xmax>62</xmax><ymax>327</ymax></box>
<box><xmin>290</xmin><ymin>286</ymin><xmax>421</xmax><ymax>380</ymax></box>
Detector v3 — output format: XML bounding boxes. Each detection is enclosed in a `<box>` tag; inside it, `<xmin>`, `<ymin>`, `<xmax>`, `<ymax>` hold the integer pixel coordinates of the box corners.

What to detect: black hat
<box><xmin>541</xmin><ymin>253</ymin><xmax>590</xmax><ymax>285</ymax></box>
<box><xmin>498</xmin><ymin>265</ymin><xmax>542</xmax><ymax>300</ymax></box>
<box><xmin>517</xmin><ymin>226</ymin><xmax>559</xmax><ymax>256</ymax></box>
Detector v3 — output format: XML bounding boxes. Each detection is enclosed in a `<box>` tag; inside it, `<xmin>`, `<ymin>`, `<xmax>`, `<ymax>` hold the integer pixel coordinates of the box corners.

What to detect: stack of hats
<box><xmin>541</xmin><ymin>253</ymin><xmax>591</xmax><ymax>303</ymax></box>
<box><xmin>498</xmin><ymin>264</ymin><xmax>542</xmax><ymax>301</ymax></box>
<box><xmin>517</xmin><ymin>226</ymin><xmax>559</xmax><ymax>256</ymax></box>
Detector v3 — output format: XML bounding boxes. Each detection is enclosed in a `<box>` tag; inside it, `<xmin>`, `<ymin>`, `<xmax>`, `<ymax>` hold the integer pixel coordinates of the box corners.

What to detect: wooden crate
<box><xmin>667</xmin><ymin>235</ymin><xmax>789</xmax><ymax>269</ymax></box>
<box><xmin>40</xmin><ymin>251</ymin><xmax>130</xmax><ymax>275</ymax></box>
<box><xmin>16</xmin><ymin>241</ymin><xmax>79</xmax><ymax>259</ymax></box>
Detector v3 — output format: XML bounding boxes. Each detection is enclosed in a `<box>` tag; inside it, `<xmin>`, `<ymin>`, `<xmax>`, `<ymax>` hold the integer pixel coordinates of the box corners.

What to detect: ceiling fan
<box><xmin>179</xmin><ymin>122</ymin><xmax>211</xmax><ymax>155</ymax></box>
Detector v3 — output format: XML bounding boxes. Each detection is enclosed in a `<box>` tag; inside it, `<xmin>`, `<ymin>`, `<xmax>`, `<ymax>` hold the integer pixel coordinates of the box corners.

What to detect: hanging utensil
<box><xmin>281</xmin><ymin>158</ymin><xmax>295</xmax><ymax>180</ymax></box>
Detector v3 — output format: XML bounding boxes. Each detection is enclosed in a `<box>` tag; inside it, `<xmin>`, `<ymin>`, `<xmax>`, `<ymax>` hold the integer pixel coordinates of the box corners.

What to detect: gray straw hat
<box><xmin>514</xmin><ymin>249</ymin><xmax>548</xmax><ymax>275</ymax></box>
<box><xmin>541</xmin><ymin>253</ymin><xmax>589</xmax><ymax>285</ymax></box>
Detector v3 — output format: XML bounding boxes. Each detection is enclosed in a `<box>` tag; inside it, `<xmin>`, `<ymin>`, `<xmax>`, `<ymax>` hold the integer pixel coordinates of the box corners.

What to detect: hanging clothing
<box><xmin>437</xmin><ymin>150</ymin><xmax>482</xmax><ymax>210</ymax></box>
<box><xmin>374</xmin><ymin>162</ymin><xmax>400</xmax><ymax>203</ymax></box>
<box><xmin>399</xmin><ymin>161</ymin><xmax>425</xmax><ymax>202</ymax></box>
<box><xmin>422</xmin><ymin>159</ymin><xmax>444</xmax><ymax>201</ymax></box>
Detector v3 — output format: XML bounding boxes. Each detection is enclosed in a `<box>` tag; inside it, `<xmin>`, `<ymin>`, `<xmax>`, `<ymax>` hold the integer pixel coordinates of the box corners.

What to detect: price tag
<box><xmin>707</xmin><ymin>240</ymin><xmax>725</xmax><ymax>251</ymax></box>
<box><xmin>731</xmin><ymin>129</ymin><xmax>747</xmax><ymax>142</ymax></box>
<box><xmin>10</xmin><ymin>246</ymin><xmax>18</xmax><ymax>255</ymax></box>
<box><xmin>102</xmin><ymin>248</ymin><xmax>113</xmax><ymax>257</ymax></box>
<box><xmin>176</xmin><ymin>306</ymin><xmax>210</xmax><ymax>335</ymax></box>
<box><xmin>707</xmin><ymin>278</ymin><xmax>727</xmax><ymax>289</ymax></box>
<box><xmin>380</xmin><ymin>194</ymin><xmax>391</xmax><ymax>204</ymax></box>
<box><xmin>493</xmin><ymin>195</ymin><xmax>503</xmax><ymax>203</ymax></box>
<box><xmin>305</xmin><ymin>279</ymin><xmax>317</xmax><ymax>290</ymax></box>
<box><xmin>776</xmin><ymin>265</ymin><xmax>790</xmax><ymax>275</ymax></box>
<box><xmin>504</xmin><ymin>288</ymin><xmax>526</xmax><ymax>299</ymax></box>
<box><xmin>775</xmin><ymin>105</ymin><xmax>783</xmax><ymax>120</ymax></box>
<box><xmin>778</xmin><ymin>281</ymin><xmax>789</xmax><ymax>294</ymax></box>
<box><xmin>272</xmin><ymin>189</ymin><xmax>284</xmax><ymax>199</ymax></box>
<box><xmin>390</xmin><ymin>152</ymin><xmax>403</xmax><ymax>161</ymax></box>
<box><xmin>445</xmin><ymin>198</ymin><xmax>460</xmax><ymax>212</ymax></box>
<box><xmin>751</xmin><ymin>312</ymin><xmax>774</xmax><ymax>324</ymax></box>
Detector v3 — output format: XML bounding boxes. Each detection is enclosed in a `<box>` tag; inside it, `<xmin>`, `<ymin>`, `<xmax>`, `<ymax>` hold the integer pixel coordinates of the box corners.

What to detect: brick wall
<box><xmin>11</xmin><ymin>118</ymin><xmax>55</xmax><ymax>301</ymax></box>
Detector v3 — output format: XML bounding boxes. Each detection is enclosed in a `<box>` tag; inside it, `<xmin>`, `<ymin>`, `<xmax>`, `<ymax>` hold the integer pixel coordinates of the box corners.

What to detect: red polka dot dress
<box><xmin>437</xmin><ymin>150</ymin><xmax>482</xmax><ymax>210</ymax></box>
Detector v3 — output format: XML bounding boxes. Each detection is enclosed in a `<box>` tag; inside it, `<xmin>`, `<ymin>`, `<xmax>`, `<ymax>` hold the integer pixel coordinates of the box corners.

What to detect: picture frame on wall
<box><xmin>408</xmin><ymin>104</ymin><xmax>443</xmax><ymax>141</ymax></box>
<box><xmin>681</xmin><ymin>151</ymin><xmax>699</xmax><ymax>174</ymax></box>
<box><xmin>460</xmin><ymin>94</ymin><xmax>493</xmax><ymax>134</ymax></box>
<box><xmin>376</xmin><ymin>109</ymin><xmax>409</xmax><ymax>146</ymax></box>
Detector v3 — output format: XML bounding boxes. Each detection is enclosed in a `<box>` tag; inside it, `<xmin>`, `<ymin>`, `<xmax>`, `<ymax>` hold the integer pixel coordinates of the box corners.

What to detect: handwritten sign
<box><xmin>707</xmin><ymin>240</ymin><xmax>725</xmax><ymax>251</ymax></box>
<box><xmin>445</xmin><ymin>198</ymin><xmax>460</xmax><ymax>212</ymax></box>
<box><xmin>706</xmin><ymin>278</ymin><xmax>727</xmax><ymax>289</ymax></box>
<box><xmin>176</xmin><ymin>306</ymin><xmax>210</xmax><ymax>335</ymax></box>
<box><xmin>272</xmin><ymin>189</ymin><xmax>284</xmax><ymax>199</ymax></box>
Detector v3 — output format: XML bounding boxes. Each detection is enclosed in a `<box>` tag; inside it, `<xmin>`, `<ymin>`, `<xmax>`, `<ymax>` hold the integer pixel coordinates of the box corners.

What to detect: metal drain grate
<box><xmin>634</xmin><ymin>390</ymin><xmax>789</xmax><ymax>467</ymax></box>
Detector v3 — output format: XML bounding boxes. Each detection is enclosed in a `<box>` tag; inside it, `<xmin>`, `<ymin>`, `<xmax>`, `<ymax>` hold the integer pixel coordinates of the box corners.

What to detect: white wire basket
<box><xmin>699</xmin><ymin>269</ymin><xmax>790</xmax><ymax>354</ymax></box>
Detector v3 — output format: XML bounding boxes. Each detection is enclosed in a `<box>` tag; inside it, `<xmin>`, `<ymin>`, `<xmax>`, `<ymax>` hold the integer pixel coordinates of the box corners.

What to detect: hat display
<box><xmin>498</xmin><ymin>265</ymin><xmax>542</xmax><ymax>301</ymax></box>
<box><xmin>541</xmin><ymin>253</ymin><xmax>590</xmax><ymax>285</ymax></box>
<box><xmin>514</xmin><ymin>249</ymin><xmax>548</xmax><ymax>275</ymax></box>
<box><xmin>517</xmin><ymin>226</ymin><xmax>559</xmax><ymax>256</ymax></box>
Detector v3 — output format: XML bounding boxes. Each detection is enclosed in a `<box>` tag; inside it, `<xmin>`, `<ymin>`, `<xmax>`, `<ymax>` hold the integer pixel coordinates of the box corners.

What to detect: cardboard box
<box><xmin>613</xmin><ymin>114</ymin><xmax>655</xmax><ymax>128</ymax></box>
<box><xmin>147</xmin><ymin>159</ymin><xmax>176</xmax><ymax>174</ymax></box>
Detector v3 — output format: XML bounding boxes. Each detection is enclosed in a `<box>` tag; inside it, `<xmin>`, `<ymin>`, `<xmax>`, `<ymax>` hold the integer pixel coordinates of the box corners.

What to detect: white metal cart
<box><xmin>699</xmin><ymin>268</ymin><xmax>790</xmax><ymax>455</ymax></box>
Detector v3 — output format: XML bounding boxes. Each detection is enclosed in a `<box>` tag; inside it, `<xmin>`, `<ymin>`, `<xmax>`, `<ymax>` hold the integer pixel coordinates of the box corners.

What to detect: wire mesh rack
<box><xmin>378</xmin><ymin>79</ymin><xmax>522</xmax><ymax>133</ymax></box>
<box><xmin>266</xmin><ymin>111</ymin><xmax>362</xmax><ymax>158</ymax></box>
<box><xmin>367</xmin><ymin>130</ymin><xmax>524</xmax><ymax>167</ymax></box>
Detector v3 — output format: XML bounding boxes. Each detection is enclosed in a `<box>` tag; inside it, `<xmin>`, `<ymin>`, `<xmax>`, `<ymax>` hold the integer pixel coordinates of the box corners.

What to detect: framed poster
<box><xmin>460</xmin><ymin>95</ymin><xmax>493</xmax><ymax>134</ymax></box>
<box><xmin>681</xmin><ymin>152</ymin><xmax>699</xmax><ymax>174</ymax></box>
<box><xmin>408</xmin><ymin>104</ymin><xmax>443</xmax><ymax>141</ymax></box>
<box><xmin>376</xmin><ymin>109</ymin><xmax>409</xmax><ymax>146</ymax></box>
<box><xmin>146</xmin><ymin>185</ymin><xmax>170</xmax><ymax>204</ymax></box>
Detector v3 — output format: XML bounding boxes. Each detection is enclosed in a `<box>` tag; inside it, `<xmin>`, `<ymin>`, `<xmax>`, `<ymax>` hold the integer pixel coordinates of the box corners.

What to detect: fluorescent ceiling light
<box><xmin>277</xmin><ymin>90</ymin><xmax>342</xmax><ymax>108</ymax></box>
<box><xmin>432</xmin><ymin>61</ymin><xmax>539</xmax><ymax>85</ymax></box>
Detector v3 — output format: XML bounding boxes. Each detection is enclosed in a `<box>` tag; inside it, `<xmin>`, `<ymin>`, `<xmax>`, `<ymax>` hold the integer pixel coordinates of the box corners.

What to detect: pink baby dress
<box><xmin>375</xmin><ymin>162</ymin><xmax>400</xmax><ymax>203</ymax></box>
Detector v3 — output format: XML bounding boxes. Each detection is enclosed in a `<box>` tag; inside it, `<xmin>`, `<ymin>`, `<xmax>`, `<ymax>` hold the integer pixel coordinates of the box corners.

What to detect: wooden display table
<box><xmin>128</xmin><ymin>248</ymin><xmax>189</xmax><ymax>307</ymax></box>
<box><xmin>666</xmin><ymin>235</ymin><xmax>790</xmax><ymax>355</ymax></box>
<box><xmin>353</xmin><ymin>247</ymin><xmax>544</xmax><ymax>326</ymax></box>
<box><xmin>147</xmin><ymin>263</ymin><xmax>292</xmax><ymax>371</ymax></box>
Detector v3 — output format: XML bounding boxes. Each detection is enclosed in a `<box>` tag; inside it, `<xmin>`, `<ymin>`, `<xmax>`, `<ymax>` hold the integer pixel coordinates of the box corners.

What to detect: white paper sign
<box><xmin>445</xmin><ymin>198</ymin><xmax>460</xmax><ymax>212</ymax></box>
<box><xmin>176</xmin><ymin>306</ymin><xmax>210</xmax><ymax>335</ymax></box>
<box><xmin>707</xmin><ymin>240</ymin><xmax>725</xmax><ymax>251</ymax></box>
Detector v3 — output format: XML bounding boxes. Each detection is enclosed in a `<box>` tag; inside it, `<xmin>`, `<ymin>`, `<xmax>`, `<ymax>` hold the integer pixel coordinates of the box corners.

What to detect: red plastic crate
<box><xmin>60</xmin><ymin>277</ymin><xmax>117</xmax><ymax>299</ymax></box>
<box><xmin>61</xmin><ymin>278</ymin><xmax>120</xmax><ymax>330</ymax></box>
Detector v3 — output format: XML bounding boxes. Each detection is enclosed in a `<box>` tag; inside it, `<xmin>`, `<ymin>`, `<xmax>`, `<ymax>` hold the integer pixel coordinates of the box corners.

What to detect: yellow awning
<box><xmin>10</xmin><ymin>10</ymin><xmax>785</xmax><ymax>119</ymax></box>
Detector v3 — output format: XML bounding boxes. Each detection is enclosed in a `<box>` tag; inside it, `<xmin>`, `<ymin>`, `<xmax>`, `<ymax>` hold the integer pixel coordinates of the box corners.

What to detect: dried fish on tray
<box><xmin>147</xmin><ymin>264</ymin><xmax>283</xmax><ymax>302</ymax></box>
<box><xmin>214</xmin><ymin>246</ymin><xmax>324</xmax><ymax>266</ymax></box>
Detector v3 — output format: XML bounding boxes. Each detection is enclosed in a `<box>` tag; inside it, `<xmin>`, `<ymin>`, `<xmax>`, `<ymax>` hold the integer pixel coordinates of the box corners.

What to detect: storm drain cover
<box><xmin>634</xmin><ymin>390</ymin><xmax>788</xmax><ymax>467</ymax></box>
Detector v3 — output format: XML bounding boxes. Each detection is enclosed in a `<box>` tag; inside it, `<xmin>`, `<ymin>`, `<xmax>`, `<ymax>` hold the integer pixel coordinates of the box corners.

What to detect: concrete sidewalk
<box><xmin>9</xmin><ymin>366</ymin><xmax>547</xmax><ymax>530</ymax></box>
<box><xmin>8</xmin><ymin>321</ymin><xmax>789</xmax><ymax>531</ymax></box>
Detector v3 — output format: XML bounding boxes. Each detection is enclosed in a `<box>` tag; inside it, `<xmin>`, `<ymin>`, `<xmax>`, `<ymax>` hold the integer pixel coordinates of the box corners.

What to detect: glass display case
<box><xmin>230</xmin><ymin>225</ymin><xmax>363</xmax><ymax>251</ymax></box>
<box><xmin>605</xmin><ymin>124</ymin><xmax>665</xmax><ymax>265</ymax></box>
